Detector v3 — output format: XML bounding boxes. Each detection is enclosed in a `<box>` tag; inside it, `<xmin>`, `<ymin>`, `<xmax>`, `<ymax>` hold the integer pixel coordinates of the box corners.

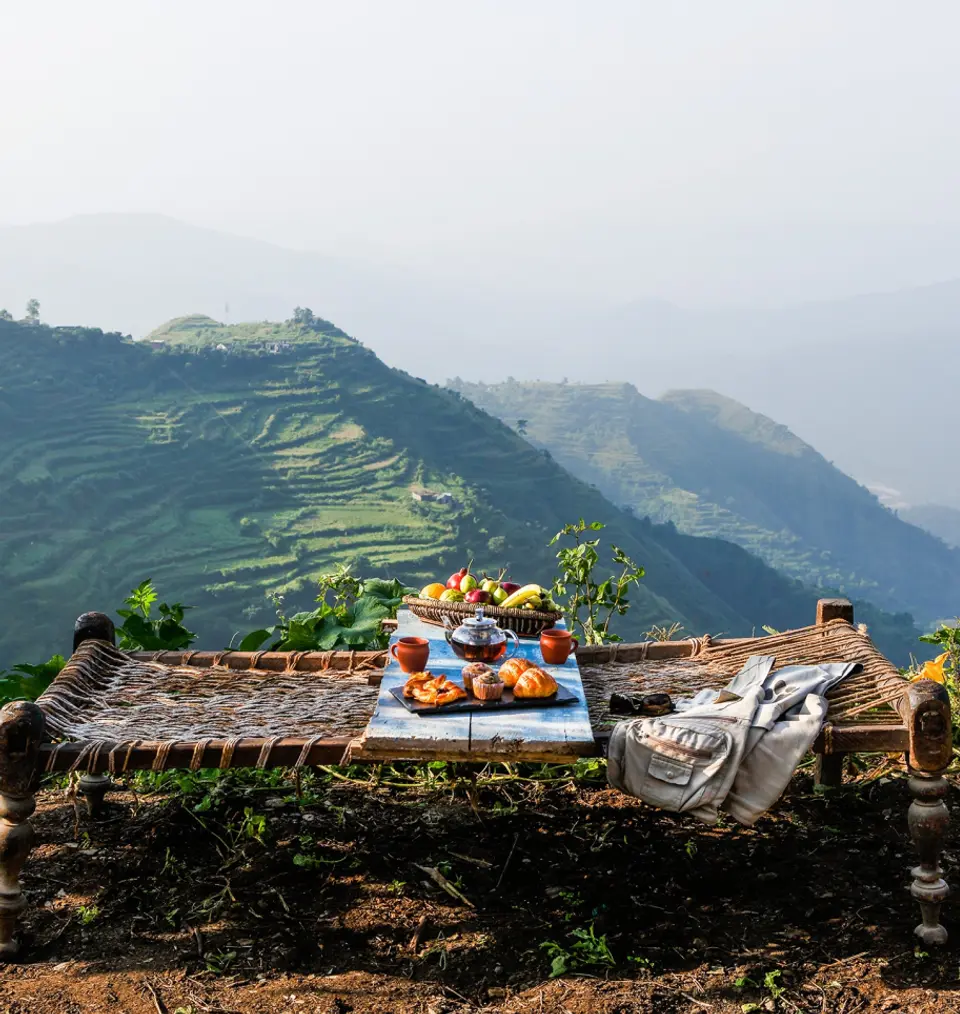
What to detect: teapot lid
<box><xmin>462</xmin><ymin>606</ymin><xmax>497</xmax><ymax>629</ymax></box>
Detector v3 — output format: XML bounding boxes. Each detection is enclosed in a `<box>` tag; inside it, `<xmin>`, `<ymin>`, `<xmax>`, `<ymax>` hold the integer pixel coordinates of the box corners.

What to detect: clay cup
<box><xmin>390</xmin><ymin>636</ymin><xmax>430</xmax><ymax>673</ymax></box>
<box><xmin>540</xmin><ymin>629</ymin><xmax>579</xmax><ymax>665</ymax></box>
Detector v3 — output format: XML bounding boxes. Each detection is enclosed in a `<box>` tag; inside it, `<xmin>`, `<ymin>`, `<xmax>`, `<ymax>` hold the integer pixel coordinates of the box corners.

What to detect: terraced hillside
<box><xmin>450</xmin><ymin>379</ymin><xmax>960</xmax><ymax>628</ymax></box>
<box><xmin>0</xmin><ymin>316</ymin><xmax>921</xmax><ymax>667</ymax></box>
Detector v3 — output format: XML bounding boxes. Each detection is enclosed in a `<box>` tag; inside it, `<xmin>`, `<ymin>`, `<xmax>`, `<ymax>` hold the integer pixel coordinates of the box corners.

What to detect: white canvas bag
<box><xmin>607</xmin><ymin>656</ymin><xmax>774</xmax><ymax>822</ymax></box>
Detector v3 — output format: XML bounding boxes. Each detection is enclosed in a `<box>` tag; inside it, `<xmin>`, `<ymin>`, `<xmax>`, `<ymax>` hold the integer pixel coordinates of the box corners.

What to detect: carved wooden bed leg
<box><xmin>909</xmin><ymin>772</ymin><xmax>950</xmax><ymax>945</ymax></box>
<box><xmin>78</xmin><ymin>774</ymin><xmax>111</xmax><ymax>818</ymax></box>
<box><xmin>905</xmin><ymin>678</ymin><xmax>952</xmax><ymax>945</ymax></box>
<box><xmin>0</xmin><ymin>702</ymin><xmax>45</xmax><ymax>959</ymax></box>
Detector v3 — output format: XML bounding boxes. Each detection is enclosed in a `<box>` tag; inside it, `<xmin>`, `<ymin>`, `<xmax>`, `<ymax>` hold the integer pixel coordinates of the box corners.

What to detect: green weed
<box><xmin>540</xmin><ymin>922</ymin><xmax>616</xmax><ymax>977</ymax></box>
<box><xmin>77</xmin><ymin>904</ymin><xmax>100</xmax><ymax>925</ymax></box>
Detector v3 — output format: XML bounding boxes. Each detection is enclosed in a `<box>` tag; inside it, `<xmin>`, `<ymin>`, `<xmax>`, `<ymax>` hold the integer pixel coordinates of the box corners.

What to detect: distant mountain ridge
<box><xmin>1</xmin><ymin>213</ymin><xmax>958</xmax><ymax>507</ymax></box>
<box><xmin>449</xmin><ymin>378</ymin><xmax>960</xmax><ymax>626</ymax></box>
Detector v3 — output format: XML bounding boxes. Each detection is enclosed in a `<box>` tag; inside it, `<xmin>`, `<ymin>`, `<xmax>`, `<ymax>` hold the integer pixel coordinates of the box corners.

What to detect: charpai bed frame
<box><xmin>0</xmin><ymin>598</ymin><xmax>949</xmax><ymax>958</ymax></box>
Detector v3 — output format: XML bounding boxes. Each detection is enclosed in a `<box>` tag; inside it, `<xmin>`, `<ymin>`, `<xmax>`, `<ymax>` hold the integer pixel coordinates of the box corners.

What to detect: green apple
<box><xmin>440</xmin><ymin>588</ymin><xmax>465</xmax><ymax>602</ymax></box>
<box><xmin>491</xmin><ymin>586</ymin><xmax>508</xmax><ymax>605</ymax></box>
<box><xmin>459</xmin><ymin>573</ymin><xmax>479</xmax><ymax>594</ymax></box>
<box><xmin>480</xmin><ymin>578</ymin><xmax>499</xmax><ymax>594</ymax></box>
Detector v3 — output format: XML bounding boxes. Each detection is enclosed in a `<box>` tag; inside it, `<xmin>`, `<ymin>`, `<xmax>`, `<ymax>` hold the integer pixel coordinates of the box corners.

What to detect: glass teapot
<box><xmin>443</xmin><ymin>607</ymin><xmax>520</xmax><ymax>663</ymax></box>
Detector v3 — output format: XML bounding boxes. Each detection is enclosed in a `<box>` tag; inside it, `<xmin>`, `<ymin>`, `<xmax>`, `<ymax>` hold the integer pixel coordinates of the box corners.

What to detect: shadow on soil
<box><xmin>11</xmin><ymin>770</ymin><xmax>960</xmax><ymax>1011</ymax></box>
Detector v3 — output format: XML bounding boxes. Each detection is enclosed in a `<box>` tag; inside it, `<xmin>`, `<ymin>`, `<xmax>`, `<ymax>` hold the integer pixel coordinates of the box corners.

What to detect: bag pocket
<box><xmin>626</xmin><ymin>717</ymin><xmax>734</xmax><ymax>812</ymax></box>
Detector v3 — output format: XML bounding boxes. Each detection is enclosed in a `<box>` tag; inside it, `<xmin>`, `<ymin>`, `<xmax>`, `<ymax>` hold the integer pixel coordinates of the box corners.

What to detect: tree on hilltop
<box><xmin>0</xmin><ymin>309</ymin><xmax>12</xmax><ymax>321</ymax></box>
<box><xmin>23</xmin><ymin>299</ymin><xmax>40</xmax><ymax>324</ymax></box>
<box><xmin>290</xmin><ymin>306</ymin><xmax>316</xmax><ymax>327</ymax></box>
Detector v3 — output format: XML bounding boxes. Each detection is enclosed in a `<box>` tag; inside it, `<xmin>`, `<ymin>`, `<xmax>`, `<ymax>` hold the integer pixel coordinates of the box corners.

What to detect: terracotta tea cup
<box><xmin>540</xmin><ymin>628</ymin><xmax>579</xmax><ymax>665</ymax></box>
<box><xmin>390</xmin><ymin>636</ymin><xmax>430</xmax><ymax>673</ymax></box>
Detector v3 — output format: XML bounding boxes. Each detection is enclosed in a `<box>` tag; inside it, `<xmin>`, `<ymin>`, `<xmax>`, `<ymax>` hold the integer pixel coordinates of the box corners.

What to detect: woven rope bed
<box><xmin>35</xmin><ymin>611</ymin><xmax>912</xmax><ymax>774</ymax></box>
<box><xmin>36</xmin><ymin>640</ymin><xmax>387</xmax><ymax>774</ymax></box>
<box><xmin>577</xmin><ymin>617</ymin><xmax>908</xmax><ymax>732</ymax></box>
<box><xmin>0</xmin><ymin>598</ymin><xmax>950</xmax><ymax>958</ymax></box>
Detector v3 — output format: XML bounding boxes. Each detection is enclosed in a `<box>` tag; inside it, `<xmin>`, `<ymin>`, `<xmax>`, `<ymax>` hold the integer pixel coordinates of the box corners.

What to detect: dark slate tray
<box><xmin>389</xmin><ymin>683</ymin><xmax>578</xmax><ymax>716</ymax></box>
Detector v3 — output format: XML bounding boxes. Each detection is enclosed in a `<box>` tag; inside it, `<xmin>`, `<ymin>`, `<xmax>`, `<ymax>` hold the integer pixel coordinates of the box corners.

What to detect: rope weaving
<box><xmin>578</xmin><ymin>619</ymin><xmax>908</xmax><ymax>729</ymax></box>
<box><xmin>37</xmin><ymin>641</ymin><xmax>382</xmax><ymax>768</ymax></box>
<box><xmin>35</xmin><ymin>618</ymin><xmax>908</xmax><ymax>769</ymax></box>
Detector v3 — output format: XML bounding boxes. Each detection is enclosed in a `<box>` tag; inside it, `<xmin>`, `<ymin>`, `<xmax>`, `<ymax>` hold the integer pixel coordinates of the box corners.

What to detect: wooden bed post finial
<box><xmin>816</xmin><ymin>598</ymin><xmax>854</xmax><ymax>626</ymax></box>
<box><xmin>73</xmin><ymin>612</ymin><xmax>116</xmax><ymax>651</ymax></box>
<box><xmin>72</xmin><ymin>615</ymin><xmax>116</xmax><ymax>815</ymax></box>
<box><xmin>0</xmin><ymin>701</ymin><xmax>45</xmax><ymax>958</ymax></box>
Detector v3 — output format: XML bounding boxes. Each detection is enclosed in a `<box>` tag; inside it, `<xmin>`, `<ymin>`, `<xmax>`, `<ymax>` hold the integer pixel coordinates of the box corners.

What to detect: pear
<box><xmin>459</xmin><ymin>573</ymin><xmax>479</xmax><ymax>594</ymax></box>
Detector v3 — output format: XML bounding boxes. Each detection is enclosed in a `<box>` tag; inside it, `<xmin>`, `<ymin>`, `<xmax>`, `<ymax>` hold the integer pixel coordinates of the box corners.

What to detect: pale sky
<box><xmin>4</xmin><ymin>1</ymin><xmax>960</xmax><ymax>303</ymax></box>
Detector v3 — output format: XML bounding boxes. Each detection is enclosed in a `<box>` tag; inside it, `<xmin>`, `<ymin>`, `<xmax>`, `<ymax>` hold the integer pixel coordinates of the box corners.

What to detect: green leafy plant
<box><xmin>550</xmin><ymin>520</ymin><xmax>645</xmax><ymax>645</ymax></box>
<box><xmin>238</xmin><ymin>566</ymin><xmax>413</xmax><ymax>652</ymax></box>
<box><xmin>116</xmin><ymin>579</ymin><xmax>196</xmax><ymax>651</ymax></box>
<box><xmin>77</xmin><ymin>903</ymin><xmax>100</xmax><ymax>925</ymax></box>
<box><xmin>237</xmin><ymin>807</ymin><xmax>267</xmax><ymax>845</ymax></box>
<box><xmin>540</xmin><ymin>922</ymin><xmax>616</xmax><ymax>977</ymax></box>
<box><xmin>737</xmin><ymin>969</ymin><xmax>786</xmax><ymax>1012</ymax></box>
<box><xmin>293</xmin><ymin>851</ymin><xmax>326</xmax><ymax>871</ymax></box>
<box><xmin>0</xmin><ymin>654</ymin><xmax>67</xmax><ymax>706</ymax></box>
<box><xmin>203</xmin><ymin>949</ymin><xmax>237</xmax><ymax>974</ymax></box>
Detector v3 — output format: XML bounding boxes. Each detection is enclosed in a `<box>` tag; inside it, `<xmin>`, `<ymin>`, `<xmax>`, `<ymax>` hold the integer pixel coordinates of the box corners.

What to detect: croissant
<box><xmin>498</xmin><ymin>657</ymin><xmax>535</xmax><ymax>688</ymax></box>
<box><xmin>512</xmin><ymin>666</ymin><xmax>559</xmax><ymax>699</ymax></box>
<box><xmin>402</xmin><ymin>672</ymin><xmax>467</xmax><ymax>706</ymax></box>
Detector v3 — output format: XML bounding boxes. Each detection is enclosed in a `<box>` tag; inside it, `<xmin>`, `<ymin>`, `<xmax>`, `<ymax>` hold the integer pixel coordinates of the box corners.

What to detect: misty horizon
<box><xmin>6</xmin><ymin>1</ymin><xmax>960</xmax><ymax>306</ymax></box>
<box><xmin>3</xmin><ymin>1</ymin><xmax>959</xmax><ymax>508</ymax></box>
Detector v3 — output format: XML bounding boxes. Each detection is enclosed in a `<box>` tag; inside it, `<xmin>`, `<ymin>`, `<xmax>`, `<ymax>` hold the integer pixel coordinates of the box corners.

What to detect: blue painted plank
<box><xmin>359</xmin><ymin>608</ymin><xmax>595</xmax><ymax>760</ymax></box>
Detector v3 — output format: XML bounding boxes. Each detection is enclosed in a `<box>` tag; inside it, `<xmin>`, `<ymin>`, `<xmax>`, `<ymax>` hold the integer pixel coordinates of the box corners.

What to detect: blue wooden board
<box><xmin>357</xmin><ymin>608</ymin><xmax>597</xmax><ymax>762</ymax></box>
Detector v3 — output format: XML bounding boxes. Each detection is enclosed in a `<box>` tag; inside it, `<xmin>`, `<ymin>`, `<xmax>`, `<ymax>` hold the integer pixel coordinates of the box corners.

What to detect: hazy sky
<box><xmin>4</xmin><ymin>1</ymin><xmax>960</xmax><ymax>304</ymax></box>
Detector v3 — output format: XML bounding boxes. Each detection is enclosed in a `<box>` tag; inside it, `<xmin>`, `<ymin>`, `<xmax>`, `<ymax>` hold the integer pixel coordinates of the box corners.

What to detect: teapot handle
<box><xmin>503</xmin><ymin>629</ymin><xmax>521</xmax><ymax>660</ymax></box>
<box><xmin>442</xmin><ymin>613</ymin><xmax>456</xmax><ymax>644</ymax></box>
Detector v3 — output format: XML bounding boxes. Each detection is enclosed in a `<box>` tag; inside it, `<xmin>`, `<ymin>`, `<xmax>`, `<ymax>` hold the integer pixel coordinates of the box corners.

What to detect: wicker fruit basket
<box><xmin>402</xmin><ymin>596</ymin><xmax>562</xmax><ymax>638</ymax></box>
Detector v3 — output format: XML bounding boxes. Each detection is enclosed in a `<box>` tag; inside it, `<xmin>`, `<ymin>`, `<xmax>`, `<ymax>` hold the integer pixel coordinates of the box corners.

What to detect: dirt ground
<box><xmin>2</xmin><ymin>764</ymin><xmax>959</xmax><ymax>1014</ymax></box>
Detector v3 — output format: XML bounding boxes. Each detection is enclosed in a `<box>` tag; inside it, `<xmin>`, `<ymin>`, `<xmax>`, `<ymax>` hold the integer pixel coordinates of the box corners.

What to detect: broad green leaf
<box><xmin>237</xmin><ymin>628</ymin><xmax>273</xmax><ymax>652</ymax></box>
<box><xmin>359</xmin><ymin>577</ymin><xmax>414</xmax><ymax>612</ymax></box>
<box><xmin>12</xmin><ymin>654</ymin><xmax>66</xmax><ymax>679</ymax></box>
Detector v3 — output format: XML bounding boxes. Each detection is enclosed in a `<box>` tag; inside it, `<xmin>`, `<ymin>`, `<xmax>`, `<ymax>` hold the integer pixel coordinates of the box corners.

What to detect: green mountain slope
<box><xmin>900</xmin><ymin>504</ymin><xmax>960</xmax><ymax>551</ymax></box>
<box><xmin>0</xmin><ymin>316</ymin><xmax>920</xmax><ymax>667</ymax></box>
<box><xmin>449</xmin><ymin>379</ymin><xmax>959</xmax><ymax>627</ymax></box>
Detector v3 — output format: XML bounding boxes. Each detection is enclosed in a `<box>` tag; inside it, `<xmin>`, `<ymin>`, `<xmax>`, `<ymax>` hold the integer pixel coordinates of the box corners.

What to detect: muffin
<box><xmin>461</xmin><ymin>662</ymin><xmax>493</xmax><ymax>693</ymax></box>
<box><xmin>498</xmin><ymin>656</ymin><xmax>535</xmax><ymax>688</ymax></box>
<box><xmin>471</xmin><ymin>670</ymin><xmax>505</xmax><ymax>701</ymax></box>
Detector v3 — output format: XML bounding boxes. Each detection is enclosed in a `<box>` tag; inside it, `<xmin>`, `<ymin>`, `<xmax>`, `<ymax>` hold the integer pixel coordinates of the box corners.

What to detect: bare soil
<box><xmin>3</xmin><ymin>766</ymin><xmax>959</xmax><ymax>1013</ymax></box>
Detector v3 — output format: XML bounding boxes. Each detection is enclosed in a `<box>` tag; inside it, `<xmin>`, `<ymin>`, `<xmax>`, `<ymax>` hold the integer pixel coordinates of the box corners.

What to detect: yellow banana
<box><xmin>501</xmin><ymin>584</ymin><xmax>544</xmax><ymax>610</ymax></box>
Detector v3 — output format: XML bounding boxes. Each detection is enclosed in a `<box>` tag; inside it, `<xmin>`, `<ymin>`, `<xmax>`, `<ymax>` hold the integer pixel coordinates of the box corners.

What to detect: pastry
<box><xmin>461</xmin><ymin>662</ymin><xmax>493</xmax><ymax>693</ymax></box>
<box><xmin>471</xmin><ymin>670</ymin><xmax>505</xmax><ymax>701</ymax></box>
<box><xmin>498</xmin><ymin>656</ymin><xmax>535</xmax><ymax>688</ymax></box>
<box><xmin>402</xmin><ymin>672</ymin><xmax>467</xmax><ymax>707</ymax></box>
<box><xmin>512</xmin><ymin>666</ymin><xmax>559</xmax><ymax>699</ymax></box>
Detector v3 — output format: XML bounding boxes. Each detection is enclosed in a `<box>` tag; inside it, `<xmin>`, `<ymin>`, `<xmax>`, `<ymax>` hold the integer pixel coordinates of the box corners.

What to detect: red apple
<box><xmin>465</xmin><ymin>588</ymin><xmax>491</xmax><ymax>604</ymax></box>
<box><xmin>501</xmin><ymin>582</ymin><xmax>521</xmax><ymax>594</ymax></box>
